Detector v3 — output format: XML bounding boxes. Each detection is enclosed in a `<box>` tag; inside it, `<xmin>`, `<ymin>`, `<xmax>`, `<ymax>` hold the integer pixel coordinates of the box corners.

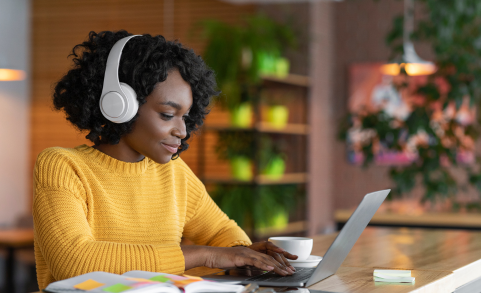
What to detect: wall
<box><xmin>0</xmin><ymin>0</ymin><xmax>31</xmax><ymax>227</ymax></box>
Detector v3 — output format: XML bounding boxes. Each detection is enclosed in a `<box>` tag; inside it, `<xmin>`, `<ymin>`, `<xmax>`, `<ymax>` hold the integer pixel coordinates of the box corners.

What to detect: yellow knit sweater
<box><xmin>33</xmin><ymin>144</ymin><xmax>251</xmax><ymax>290</ymax></box>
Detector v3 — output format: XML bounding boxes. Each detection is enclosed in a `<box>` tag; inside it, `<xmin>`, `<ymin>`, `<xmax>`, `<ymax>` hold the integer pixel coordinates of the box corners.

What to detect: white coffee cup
<box><xmin>268</xmin><ymin>236</ymin><xmax>313</xmax><ymax>261</ymax></box>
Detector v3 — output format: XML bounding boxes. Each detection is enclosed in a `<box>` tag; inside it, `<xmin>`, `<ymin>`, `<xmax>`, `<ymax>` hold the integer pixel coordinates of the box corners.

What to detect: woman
<box><xmin>32</xmin><ymin>30</ymin><xmax>297</xmax><ymax>290</ymax></box>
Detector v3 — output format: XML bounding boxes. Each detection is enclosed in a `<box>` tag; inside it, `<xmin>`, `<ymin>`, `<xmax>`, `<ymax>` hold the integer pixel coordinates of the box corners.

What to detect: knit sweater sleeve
<box><xmin>178</xmin><ymin>160</ymin><xmax>252</xmax><ymax>247</ymax></box>
<box><xmin>32</xmin><ymin>149</ymin><xmax>185</xmax><ymax>282</ymax></box>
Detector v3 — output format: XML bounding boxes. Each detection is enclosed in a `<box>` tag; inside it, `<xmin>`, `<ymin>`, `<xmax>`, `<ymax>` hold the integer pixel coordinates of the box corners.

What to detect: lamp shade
<box><xmin>381</xmin><ymin>42</ymin><xmax>436</xmax><ymax>76</ymax></box>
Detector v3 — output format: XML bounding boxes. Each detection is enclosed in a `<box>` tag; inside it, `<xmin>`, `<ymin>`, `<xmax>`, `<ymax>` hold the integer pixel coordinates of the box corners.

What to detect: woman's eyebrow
<box><xmin>158</xmin><ymin>101</ymin><xmax>193</xmax><ymax>112</ymax></box>
<box><xmin>159</xmin><ymin>101</ymin><xmax>182</xmax><ymax>110</ymax></box>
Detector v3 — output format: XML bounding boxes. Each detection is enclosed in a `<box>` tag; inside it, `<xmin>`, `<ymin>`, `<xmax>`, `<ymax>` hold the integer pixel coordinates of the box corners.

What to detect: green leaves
<box><xmin>198</xmin><ymin>14</ymin><xmax>296</xmax><ymax>110</ymax></box>
<box><xmin>216</xmin><ymin>131</ymin><xmax>256</xmax><ymax>160</ymax></box>
<box><xmin>216</xmin><ymin>132</ymin><xmax>287</xmax><ymax>172</ymax></box>
<box><xmin>211</xmin><ymin>184</ymin><xmax>299</xmax><ymax>230</ymax></box>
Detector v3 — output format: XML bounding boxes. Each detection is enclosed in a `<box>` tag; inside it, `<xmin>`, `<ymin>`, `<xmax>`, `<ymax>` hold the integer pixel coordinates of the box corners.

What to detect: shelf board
<box><xmin>335</xmin><ymin>209</ymin><xmax>481</xmax><ymax>228</ymax></box>
<box><xmin>256</xmin><ymin>122</ymin><xmax>309</xmax><ymax>134</ymax></box>
<box><xmin>253</xmin><ymin>221</ymin><xmax>307</xmax><ymax>239</ymax></box>
<box><xmin>261</xmin><ymin>73</ymin><xmax>309</xmax><ymax>87</ymax></box>
<box><xmin>203</xmin><ymin>172</ymin><xmax>308</xmax><ymax>185</ymax></box>
<box><xmin>204</xmin><ymin>122</ymin><xmax>309</xmax><ymax>135</ymax></box>
<box><xmin>257</xmin><ymin>173</ymin><xmax>308</xmax><ymax>185</ymax></box>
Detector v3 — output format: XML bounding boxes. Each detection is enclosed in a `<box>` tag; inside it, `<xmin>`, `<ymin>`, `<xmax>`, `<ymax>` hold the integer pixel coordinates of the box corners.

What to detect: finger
<box><xmin>268</xmin><ymin>251</ymin><xmax>295</xmax><ymax>274</ymax></box>
<box><xmin>243</xmin><ymin>250</ymin><xmax>291</xmax><ymax>276</ymax></box>
<box><xmin>252</xmin><ymin>253</ymin><xmax>290</xmax><ymax>276</ymax></box>
<box><xmin>265</xmin><ymin>241</ymin><xmax>286</xmax><ymax>254</ymax></box>
<box><xmin>260</xmin><ymin>253</ymin><xmax>293</xmax><ymax>275</ymax></box>
<box><xmin>265</xmin><ymin>242</ymin><xmax>298</xmax><ymax>262</ymax></box>
<box><xmin>282</xmin><ymin>250</ymin><xmax>299</xmax><ymax>260</ymax></box>
<box><xmin>267</xmin><ymin>251</ymin><xmax>290</xmax><ymax>269</ymax></box>
<box><xmin>279</xmin><ymin>252</ymin><xmax>296</xmax><ymax>272</ymax></box>
<box><xmin>245</xmin><ymin>256</ymin><xmax>277</xmax><ymax>273</ymax></box>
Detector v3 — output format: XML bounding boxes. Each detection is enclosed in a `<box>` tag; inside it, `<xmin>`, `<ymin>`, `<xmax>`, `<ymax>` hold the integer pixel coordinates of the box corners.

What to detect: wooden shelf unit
<box><xmin>261</xmin><ymin>73</ymin><xmax>310</xmax><ymax>87</ymax></box>
<box><xmin>198</xmin><ymin>73</ymin><xmax>310</xmax><ymax>239</ymax></box>
<box><xmin>203</xmin><ymin>172</ymin><xmax>308</xmax><ymax>185</ymax></box>
<box><xmin>204</xmin><ymin>122</ymin><xmax>309</xmax><ymax>135</ymax></box>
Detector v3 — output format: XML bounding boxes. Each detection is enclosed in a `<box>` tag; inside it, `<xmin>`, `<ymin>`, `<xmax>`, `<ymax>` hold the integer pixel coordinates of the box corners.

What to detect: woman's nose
<box><xmin>172</xmin><ymin>119</ymin><xmax>187</xmax><ymax>139</ymax></box>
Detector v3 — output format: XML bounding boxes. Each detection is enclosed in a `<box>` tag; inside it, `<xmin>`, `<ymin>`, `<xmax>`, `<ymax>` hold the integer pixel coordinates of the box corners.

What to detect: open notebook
<box><xmin>44</xmin><ymin>271</ymin><xmax>245</xmax><ymax>293</ymax></box>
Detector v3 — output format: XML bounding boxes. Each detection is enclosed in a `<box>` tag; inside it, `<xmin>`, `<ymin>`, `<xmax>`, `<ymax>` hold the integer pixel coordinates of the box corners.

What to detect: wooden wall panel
<box><xmin>30</xmin><ymin>0</ymin><xmax>256</xmax><ymax>201</ymax></box>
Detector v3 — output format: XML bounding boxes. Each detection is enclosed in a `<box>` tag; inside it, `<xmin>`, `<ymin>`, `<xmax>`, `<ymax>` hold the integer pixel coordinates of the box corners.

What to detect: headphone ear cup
<box><xmin>119</xmin><ymin>82</ymin><xmax>139</xmax><ymax>123</ymax></box>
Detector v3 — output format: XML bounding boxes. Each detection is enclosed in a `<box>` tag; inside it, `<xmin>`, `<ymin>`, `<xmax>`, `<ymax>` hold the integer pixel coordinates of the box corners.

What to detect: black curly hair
<box><xmin>53</xmin><ymin>30</ymin><xmax>219</xmax><ymax>159</ymax></box>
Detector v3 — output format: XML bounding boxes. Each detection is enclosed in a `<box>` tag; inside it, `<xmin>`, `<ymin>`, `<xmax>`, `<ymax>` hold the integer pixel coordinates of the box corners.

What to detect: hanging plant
<box><xmin>340</xmin><ymin>0</ymin><xmax>481</xmax><ymax>205</ymax></box>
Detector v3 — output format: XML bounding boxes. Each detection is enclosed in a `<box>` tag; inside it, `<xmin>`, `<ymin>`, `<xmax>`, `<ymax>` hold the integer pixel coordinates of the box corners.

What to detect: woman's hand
<box><xmin>247</xmin><ymin>241</ymin><xmax>298</xmax><ymax>273</ymax></box>
<box><xmin>203</xmin><ymin>246</ymin><xmax>295</xmax><ymax>276</ymax></box>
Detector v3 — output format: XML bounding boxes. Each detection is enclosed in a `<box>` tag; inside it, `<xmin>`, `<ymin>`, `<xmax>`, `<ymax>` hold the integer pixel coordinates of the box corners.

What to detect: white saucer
<box><xmin>288</xmin><ymin>255</ymin><xmax>323</xmax><ymax>268</ymax></box>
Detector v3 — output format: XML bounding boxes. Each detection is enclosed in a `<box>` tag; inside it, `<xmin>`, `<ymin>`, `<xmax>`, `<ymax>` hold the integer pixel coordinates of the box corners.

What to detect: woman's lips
<box><xmin>161</xmin><ymin>143</ymin><xmax>180</xmax><ymax>154</ymax></box>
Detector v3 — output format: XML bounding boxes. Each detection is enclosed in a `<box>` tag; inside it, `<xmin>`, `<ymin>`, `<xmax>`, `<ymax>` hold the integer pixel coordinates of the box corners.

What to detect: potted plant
<box><xmin>211</xmin><ymin>184</ymin><xmax>299</xmax><ymax>233</ymax></box>
<box><xmin>216</xmin><ymin>132</ymin><xmax>288</xmax><ymax>181</ymax></box>
<box><xmin>215</xmin><ymin>131</ymin><xmax>255</xmax><ymax>181</ymax></box>
<box><xmin>259</xmin><ymin>135</ymin><xmax>287</xmax><ymax>179</ymax></box>
<box><xmin>261</xmin><ymin>90</ymin><xmax>294</xmax><ymax>129</ymax></box>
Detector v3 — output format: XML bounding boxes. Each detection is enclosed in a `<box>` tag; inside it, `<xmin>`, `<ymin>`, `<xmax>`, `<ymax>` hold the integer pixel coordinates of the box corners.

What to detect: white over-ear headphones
<box><xmin>99</xmin><ymin>35</ymin><xmax>141</xmax><ymax>123</ymax></box>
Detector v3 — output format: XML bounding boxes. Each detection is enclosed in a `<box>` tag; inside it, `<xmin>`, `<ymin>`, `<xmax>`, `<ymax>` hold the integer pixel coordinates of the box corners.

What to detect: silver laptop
<box><xmin>203</xmin><ymin>189</ymin><xmax>390</xmax><ymax>287</ymax></box>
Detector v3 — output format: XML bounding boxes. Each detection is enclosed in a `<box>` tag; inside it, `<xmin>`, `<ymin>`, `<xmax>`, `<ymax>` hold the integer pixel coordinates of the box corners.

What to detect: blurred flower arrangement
<box><xmin>340</xmin><ymin>0</ymin><xmax>481</xmax><ymax>205</ymax></box>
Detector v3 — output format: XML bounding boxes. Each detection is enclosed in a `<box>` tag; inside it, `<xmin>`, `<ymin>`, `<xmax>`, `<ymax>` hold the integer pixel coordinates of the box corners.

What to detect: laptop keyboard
<box><xmin>245</xmin><ymin>268</ymin><xmax>316</xmax><ymax>283</ymax></box>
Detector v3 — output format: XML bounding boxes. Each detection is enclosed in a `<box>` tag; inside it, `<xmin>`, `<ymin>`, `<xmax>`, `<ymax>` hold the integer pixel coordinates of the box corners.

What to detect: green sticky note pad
<box><xmin>102</xmin><ymin>283</ymin><xmax>132</xmax><ymax>293</ymax></box>
<box><xmin>150</xmin><ymin>275</ymin><xmax>170</xmax><ymax>282</ymax></box>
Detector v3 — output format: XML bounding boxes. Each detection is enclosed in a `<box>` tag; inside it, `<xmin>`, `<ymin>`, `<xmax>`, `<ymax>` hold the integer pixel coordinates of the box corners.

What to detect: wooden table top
<box><xmin>335</xmin><ymin>209</ymin><xmax>481</xmax><ymax>228</ymax></box>
<box><xmin>186</xmin><ymin>227</ymin><xmax>481</xmax><ymax>293</ymax></box>
<box><xmin>31</xmin><ymin>227</ymin><xmax>481</xmax><ymax>293</ymax></box>
<box><xmin>308</xmin><ymin>227</ymin><xmax>481</xmax><ymax>291</ymax></box>
<box><xmin>0</xmin><ymin>228</ymin><xmax>34</xmax><ymax>247</ymax></box>
<box><xmin>185</xmin><ymin>265</ymin><xmax>454</xmax><ymax>293</ymax></box>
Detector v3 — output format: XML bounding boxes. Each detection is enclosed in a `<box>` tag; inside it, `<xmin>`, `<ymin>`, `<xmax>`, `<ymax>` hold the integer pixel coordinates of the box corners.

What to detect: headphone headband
<box><xmin>100</xmin><ymin>35</ymin><xmax>141</xmax><ymax>123</ymax></box>
<box><xmin>100</xmin><ymin>35</ymin><xmax>140</xmax><ymax>98</ymax></box>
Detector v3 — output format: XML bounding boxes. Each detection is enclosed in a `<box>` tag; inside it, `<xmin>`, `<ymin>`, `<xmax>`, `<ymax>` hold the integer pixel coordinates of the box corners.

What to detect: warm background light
<box><xmin>380</xmin><ymin>63</ymin><xmax>401</xmax><ymax>75</ymax></box>
<box><xmin>380</xmin><ymin>62</ymin><xmax>437</xmax><ymax>76</ymax></box>
<box><xmin>404</xmin><ymin>63</ymin><xmax>437</xmax><ymax>76</ymax></box>
<box><xmin>0</xmin><ymin>68</ymin><xmax>26</xmax><ymax>81</ymax></box>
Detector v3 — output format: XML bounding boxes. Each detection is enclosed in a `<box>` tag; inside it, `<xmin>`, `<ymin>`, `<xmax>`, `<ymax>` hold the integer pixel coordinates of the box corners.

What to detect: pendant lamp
<box><xmin>380</xmin><ymin>0</ymin><xmax>436</xmax><ymax>76</ymax></box>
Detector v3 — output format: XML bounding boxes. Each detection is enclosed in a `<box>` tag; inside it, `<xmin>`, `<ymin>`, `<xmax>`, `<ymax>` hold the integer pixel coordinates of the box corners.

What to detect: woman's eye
<box><xmin>160</xmin><ymin>113</ymin><xmax>173</xmax><ymax>120</ymax></box>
